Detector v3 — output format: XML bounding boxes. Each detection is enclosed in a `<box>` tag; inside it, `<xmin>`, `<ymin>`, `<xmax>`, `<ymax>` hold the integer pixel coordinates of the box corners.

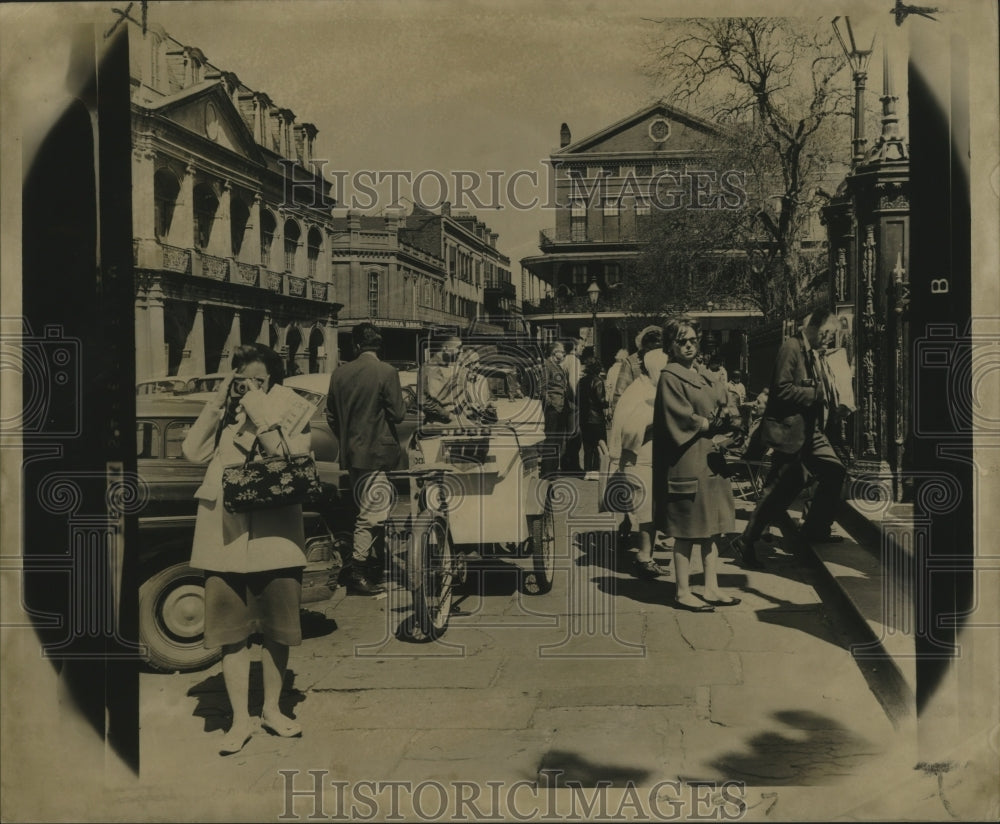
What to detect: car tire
<box><xmin>138</xmin><ymin>561</ymin><xmax>220</xmax><ymax>673</ymax></box>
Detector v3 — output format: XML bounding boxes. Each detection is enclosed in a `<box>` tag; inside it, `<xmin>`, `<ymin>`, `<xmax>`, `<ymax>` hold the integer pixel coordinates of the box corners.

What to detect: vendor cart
<box><xmin>386</xmin><ymin>422</ymin><xmax>556</xmax><ymax>640</ymax></box>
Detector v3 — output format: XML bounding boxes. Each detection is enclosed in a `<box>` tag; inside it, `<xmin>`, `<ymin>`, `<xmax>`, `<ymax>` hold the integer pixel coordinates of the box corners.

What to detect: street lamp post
<box><xmin>587</xmin><ymin>279</ymin><xmax>601</xmax><ymax>360</ymax></box>
<box><xmin>832</xmin><ymin>16</ymin><xmax>876</xmax><ymax>167</ymax></box>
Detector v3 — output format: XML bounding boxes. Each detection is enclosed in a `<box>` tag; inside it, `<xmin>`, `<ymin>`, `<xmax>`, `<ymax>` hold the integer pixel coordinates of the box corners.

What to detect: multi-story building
<box><xmin>331</xmin><ymin>202</ymin><xmax>513</xmax><ymax>360</ymax></box>
<box><xmin>521</xmin><ymin>101</ymin><xmax>765</xmax><ymax>367</ymax></box>
<box><xmin>129</xmin><ymin>18</ymin><xmax>341</xmax><ymax>380</ymax></box>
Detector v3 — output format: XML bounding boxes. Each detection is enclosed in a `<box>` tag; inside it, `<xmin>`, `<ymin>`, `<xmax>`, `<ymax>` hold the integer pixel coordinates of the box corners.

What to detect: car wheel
<box><xmin>138</xmin><ymin>561</ymin><xmax>220</xmax><ymax>672</ymax></box>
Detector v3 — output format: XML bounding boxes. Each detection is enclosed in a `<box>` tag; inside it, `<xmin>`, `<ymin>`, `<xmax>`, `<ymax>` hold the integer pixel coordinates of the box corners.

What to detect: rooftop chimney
<box><xmin>560</xmin><ymin>123</ymin><xmax>571</xmax><ymax>148</ymax></box>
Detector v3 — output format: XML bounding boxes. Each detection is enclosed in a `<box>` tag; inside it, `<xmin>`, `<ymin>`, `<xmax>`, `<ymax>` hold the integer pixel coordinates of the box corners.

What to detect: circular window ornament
<box><xmin>649</xmin><ymin>118</ymin><xmax>671</xmax><ymax>143</ymax></box>
<box><xmin>205</xmin><ymin>102</ymin><xmax>220</xmax><ymax>141</ymax></box>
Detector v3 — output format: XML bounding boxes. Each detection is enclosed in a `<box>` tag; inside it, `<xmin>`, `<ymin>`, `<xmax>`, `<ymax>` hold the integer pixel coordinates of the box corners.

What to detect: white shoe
<box><xmin>583</xmin><ymin>472</ymin><xmax>599</xmax><ymax>481</ymax></box>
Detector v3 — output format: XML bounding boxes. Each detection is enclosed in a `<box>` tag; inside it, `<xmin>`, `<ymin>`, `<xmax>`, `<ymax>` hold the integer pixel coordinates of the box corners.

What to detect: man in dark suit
<box><xmin>327</xmin><ymin>323</ymin><xmax>407</xmax><ymax>594</ymax></box>
<box><xmin>541</xmin><ymin>340</ymin><xmax>571</xmax><ymax>477</ymax></box>
<box><xmin>732</xmin><ymin>308</ymin><xmax>846</xmax><ymax>569</ymax></box>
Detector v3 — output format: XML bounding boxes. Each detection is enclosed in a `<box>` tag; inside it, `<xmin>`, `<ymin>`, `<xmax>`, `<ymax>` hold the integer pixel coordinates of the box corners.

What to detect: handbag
<box><xmin>222</xmin><ymin>426</ymin><xmax>323</xmax><ymax>513</ymax></box>
<box><xmin>760</xmin><ymin>413</ymin><xmax>806</xmax><ymax>454</ymax></box>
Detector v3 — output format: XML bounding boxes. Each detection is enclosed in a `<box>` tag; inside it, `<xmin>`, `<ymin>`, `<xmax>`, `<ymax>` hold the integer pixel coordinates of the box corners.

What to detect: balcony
<box><xmin>266</xmin><ymin>271</ymin><xmax>284</xmax><ymax>293</ymax></box>
<box><xmin>235</xmin><ymin>262</ymin><xmax>259</xmax><ymax>287</ymax></box>
<box><xmin>200</xmin><ymin>252</ymin><xmax>228</xmax><ymax>281</ymax></box>
<box><xmin>140</xmin><ymin>241</ymin><xmax>338</xmax><ymax>303</ymax></box>
<box><xmin>161</xmin><ymin>244</ymin><xmax>192</xmax><ymax>275</ymax></box>
<box><xmin>484</xmin><ymin>279</ymin><xmax>516</xmax><ymax>300</ymax></box>
<box><xmin>287</xmin><ymin>275</ymin><xmax>307</xmax><ymax>298</ymax></box>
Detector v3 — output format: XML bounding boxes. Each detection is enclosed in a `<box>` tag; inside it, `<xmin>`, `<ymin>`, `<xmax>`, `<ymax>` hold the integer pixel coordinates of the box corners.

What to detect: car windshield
<box><xmin>288</xmin><ymin>387</ymin><xmax>325</xmax><ymax>408</ymax></box>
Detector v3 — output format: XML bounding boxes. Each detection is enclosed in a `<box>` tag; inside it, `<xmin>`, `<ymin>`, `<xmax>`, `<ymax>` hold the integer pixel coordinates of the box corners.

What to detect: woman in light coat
<box><xmin>182</xmin><ymin>343</ymin><xmax>310</xmax><ymax>755</ymax></box>
<box><xmin>653</xmin><ymin>317</ymin><xmax>741</xmax><ymax>612</ymax></box>
<box><xmin>606</xmin><ymin>348</ymin><xmax>669</xmax><ymax>579</ymax></box>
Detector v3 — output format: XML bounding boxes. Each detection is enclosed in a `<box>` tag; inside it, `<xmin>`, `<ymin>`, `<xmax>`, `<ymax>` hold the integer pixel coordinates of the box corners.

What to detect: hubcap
<box><xmin>160</xmin><ymin>583</ymin><xmax>205</xmax><ymax>640</ymax></box>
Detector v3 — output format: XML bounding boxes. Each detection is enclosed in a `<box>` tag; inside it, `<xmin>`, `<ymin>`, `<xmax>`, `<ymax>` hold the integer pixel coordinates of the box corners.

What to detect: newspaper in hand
<box><xmin>238</xmin><ymin>384</ymin><xmax>315</xmax><ymax>436</ymax></box>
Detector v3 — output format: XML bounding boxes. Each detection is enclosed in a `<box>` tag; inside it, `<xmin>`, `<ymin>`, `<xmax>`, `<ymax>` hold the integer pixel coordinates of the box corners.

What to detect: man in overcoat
<box><xmin>327</xmin><ymin>323</ymin><xmax>407</xmax><ymax>594</ymax></box>
<box><xmin>541</xmin><ymin>340</ymin><xmax>571</xmax><ymax>477</ymax></box>
<box><xmin>731</xmin><ymin>308</ymin><xmax>846</xmax><ymax>569</ymax></box>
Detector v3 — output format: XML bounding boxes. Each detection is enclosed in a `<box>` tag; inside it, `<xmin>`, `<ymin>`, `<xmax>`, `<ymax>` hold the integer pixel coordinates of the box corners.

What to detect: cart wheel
<box><xmin>408</xmin><ymin>515</ymin><xmax>456</xmax><ymax>640</ymax></box>
<box><xmin>524</xmin><ymin>506</ymin><xmax>556</xmax><ymax>595</ymax></box>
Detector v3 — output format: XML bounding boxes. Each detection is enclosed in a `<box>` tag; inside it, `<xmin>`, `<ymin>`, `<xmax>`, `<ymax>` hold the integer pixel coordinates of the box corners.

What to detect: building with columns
<box><xmin>521</xmin><ymin>101</ymin><xmax>766</xmax><ymax>366</ymax></box>
<box><xmin>128</xmin><ymin>18</ymin><xmax>341</xmax><ymax>381</ymax></box>
<box><xmin>330</xmin><ymin>202</ymin><xmax>513</xmax><ymax>361</ymax></box>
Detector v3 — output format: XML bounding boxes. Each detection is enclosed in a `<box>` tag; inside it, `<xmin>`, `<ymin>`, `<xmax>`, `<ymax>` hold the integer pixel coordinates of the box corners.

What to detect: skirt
<box><xmin>203</xmin><ymin>568</ymin><xmax>303</xmax><ymax>648</ymax></box>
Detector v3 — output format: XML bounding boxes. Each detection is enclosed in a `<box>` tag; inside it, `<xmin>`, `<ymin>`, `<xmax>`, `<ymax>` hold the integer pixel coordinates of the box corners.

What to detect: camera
<box><xmin>230</xmin><ymin>378</ymin><xmax>252</xmax><ymax>397</ymax></box>
<box><xmin>0</xmin><ymin>322</ymin><xmax>82</xmax><ymax>439</ymax></box>
<box><xmin>230</xmin><ymin>376</ymin><xmax>264</xmax><ymax>398</ymax></box>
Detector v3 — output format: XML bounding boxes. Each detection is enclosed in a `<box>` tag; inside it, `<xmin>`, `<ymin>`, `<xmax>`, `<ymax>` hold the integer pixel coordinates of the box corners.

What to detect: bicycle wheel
<box><xmin>408</xmin><ymin>515</ymin><xmax>456</xmax><ymax>639</ymax></box>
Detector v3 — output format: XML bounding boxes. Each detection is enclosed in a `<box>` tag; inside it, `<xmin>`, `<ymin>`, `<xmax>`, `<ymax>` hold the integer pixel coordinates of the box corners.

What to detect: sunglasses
<box><xmin>676</xmin><ymin>337</ymin><xmax>698</xmax><ymax>346</ymax></box>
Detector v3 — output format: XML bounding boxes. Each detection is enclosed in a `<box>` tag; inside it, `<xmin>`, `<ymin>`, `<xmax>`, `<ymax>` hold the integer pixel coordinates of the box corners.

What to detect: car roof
<box><xmin>136</xmin><ymin>396</ymin><xmax>213</xmax><ymax>417</ymax></box>
<box><xmin>284</xmin><ymin>373</ymin><xmax>334</xmax><ymax>395</ymax></box>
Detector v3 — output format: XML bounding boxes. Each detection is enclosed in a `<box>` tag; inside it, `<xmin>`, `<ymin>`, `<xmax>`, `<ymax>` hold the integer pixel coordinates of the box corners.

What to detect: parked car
<box><xmin>136</xmin><ymin>377</ymin><xmax>188</xmax><ymax>396</ymax></box>
<box><xmin>135</xmin><ymin>396</ymin><xmax>349</xmax><ymax>672</ymax></box>
<box><xmin>182</xmin><ymin>372</ymin><xmax>229</xmax><ymax>394</ymax></box>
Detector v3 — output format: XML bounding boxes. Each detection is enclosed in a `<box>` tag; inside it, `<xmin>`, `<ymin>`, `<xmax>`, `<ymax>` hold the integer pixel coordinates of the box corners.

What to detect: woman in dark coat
<box><xmin>653</xmin><ymin>317</ymin><xmax>740</xmax><ymax>611</ymax></box>
<box><xmin>577</xmin><ymin>347</ymin><xmax>608</xmax><ymax>480</ymax></box>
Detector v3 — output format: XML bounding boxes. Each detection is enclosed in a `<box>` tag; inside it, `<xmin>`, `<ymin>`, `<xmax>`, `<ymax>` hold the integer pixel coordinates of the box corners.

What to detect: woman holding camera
<box><xmin>182</xmin><ymin>343</ymin><xmax>309</xmax><ymax>755</ymax></box>
<box><xmin>653</xmin><ymin>317</ymin><xmax>740</xmax><ymax>612</ymax></box>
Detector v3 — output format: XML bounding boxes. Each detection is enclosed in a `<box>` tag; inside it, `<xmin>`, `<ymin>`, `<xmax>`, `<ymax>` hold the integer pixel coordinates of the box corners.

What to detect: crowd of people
<box><xmin>180</xmin><ymin>310</ymin><xmax>849</xmax><ymax>754</ymax></box>
<box><xmin>542</xmin><ymin>310</ymin><xmax>849</xmax><ymax>602</ymax></box>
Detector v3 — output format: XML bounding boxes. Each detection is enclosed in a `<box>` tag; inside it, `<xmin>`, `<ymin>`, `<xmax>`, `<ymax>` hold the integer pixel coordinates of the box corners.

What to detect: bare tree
<box><xmin>643</xmin><ymin>16</ymin><xmax>853</xmax><ymax>316</ymax></box>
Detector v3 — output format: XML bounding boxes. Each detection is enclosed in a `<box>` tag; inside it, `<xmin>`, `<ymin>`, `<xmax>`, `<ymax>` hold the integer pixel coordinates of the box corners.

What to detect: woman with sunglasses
<box><xmin>182</xmin><ymin>343</ymin><xmax>309</xmax><ymax>754</ymax></box>
<box><xmin>652</xmin><ymin>317</ymin><xmax>741</xmax><ymax>612</ymax></box>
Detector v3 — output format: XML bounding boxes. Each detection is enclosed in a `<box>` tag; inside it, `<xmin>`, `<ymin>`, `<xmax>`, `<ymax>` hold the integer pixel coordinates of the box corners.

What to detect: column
<box><xmin>324</xmin><ymin>318</ymin><xmax>339</xmax><ymax>369</ymax></box>
<box><xmin>131</xmin><ymin>140</ymin><xmax>156</xmax><ymax>241</ymax></box>
<box><xmin>220</xmin><ymin>310</ymin><xmax>241</xmax><ymax>366</ymax></box>
<box><xmin>147</xmin><ymin>281</ymin><xmax>168</xmax><ymax>377</ymax></box>
<box><xmin>242</xmin><ymin>192</ymin><xmax>261</xmax><ymax>265</ymax></box>
<box><xmin>257</xmin><ymin>312</ymin><xmax>271</xmax><ymax>345</ymax></box>
<box><xmin>171</xmin><ymin>163</ymin><xmax>197</xmax><ymax>249</ymax></box>
<box><xmin>213</xmin><ymin>180</ymin><xmax>231</xmax><ymax>258</ymax></box>
<box><xmin>177</xmin><ymin>302</ymin><xmax>206</xmax><ymax>377</ymax></box>
<box><xmin>134</xmin><ymin>294</ymin><xmax>150</xmax><ymax>382</ymax></box>
<box><xmin>272</xmin><ymin>211</ymin><xmax>285</xmax><ymax>272</ymax></box>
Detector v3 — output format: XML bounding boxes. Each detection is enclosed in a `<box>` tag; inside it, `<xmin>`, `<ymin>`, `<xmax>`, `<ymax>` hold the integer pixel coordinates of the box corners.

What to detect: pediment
<box><xmin>555</xmin><ymin>101</ymin><xmax>730</xmax><ymax>158</ymax></box>
<box><xmin>144</xmin><ymin>82</ymin><xmax>263</xmax><ymax>164</ymax></box>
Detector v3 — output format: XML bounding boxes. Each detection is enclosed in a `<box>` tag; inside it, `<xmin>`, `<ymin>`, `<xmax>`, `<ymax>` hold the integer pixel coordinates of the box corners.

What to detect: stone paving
<box><xmin>112</xmin><ymin>478</ymin><xmax>957</xmax><ymax>820</ymax></box>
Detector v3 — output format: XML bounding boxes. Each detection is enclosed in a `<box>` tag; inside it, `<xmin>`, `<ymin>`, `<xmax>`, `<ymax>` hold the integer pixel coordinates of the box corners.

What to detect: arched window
<box><xmin>306</xmin><ymin>227</ymin><xmax>322</xmax><ymax>278</ymax></box>
<box><xmin>367</xmin><ymin>271</ymin><xmax>380</xmax><ymax>318</ymax></box>
<box><xmin>193</xmin><ymin>182</ymin><xmax>219</xmax><ymax>251</ymax></box>
<box><xmin>153</xmin><ymin>168</ymin><xmax>180</xmax><ymax>242</ymax></box>
<box><xmin>260</xmin><ymin>210</ymin><xmax>276</xmax><ymax>268</ymax></box>
<box><xmin>283</xmin><ymin>219</ymin><xmax>301</xmax><ymax>272</ymax></box>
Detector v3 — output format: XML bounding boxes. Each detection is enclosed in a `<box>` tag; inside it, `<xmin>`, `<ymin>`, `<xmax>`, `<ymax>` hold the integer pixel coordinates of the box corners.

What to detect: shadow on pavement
<box><xmin>591</xmin><ymin>574</ymin><xmax>674</xmax><ymax>607</ymax></box>
<box><xmin>186</xmin><ymin>664</ymin><xmax>305</xmax><ymax>734</ymax></box>
<box><xmin>573</xmin><ymin>530</ymin><xmax>621</xmax><ymax>572</ymax></box>
<box><xmin>300</xmin><ymin>609</ymin><xmax>338</xmax><ymax>640</ymax></box>
<box><xmin>703</xmin><ymin>709</ymin><xmax>879</xmax><ymax>785</ymax></box>
<box><xmin>537</xmin><ymin>750</ymin><xmax>655</xmax><ymax>787</ymax></box>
